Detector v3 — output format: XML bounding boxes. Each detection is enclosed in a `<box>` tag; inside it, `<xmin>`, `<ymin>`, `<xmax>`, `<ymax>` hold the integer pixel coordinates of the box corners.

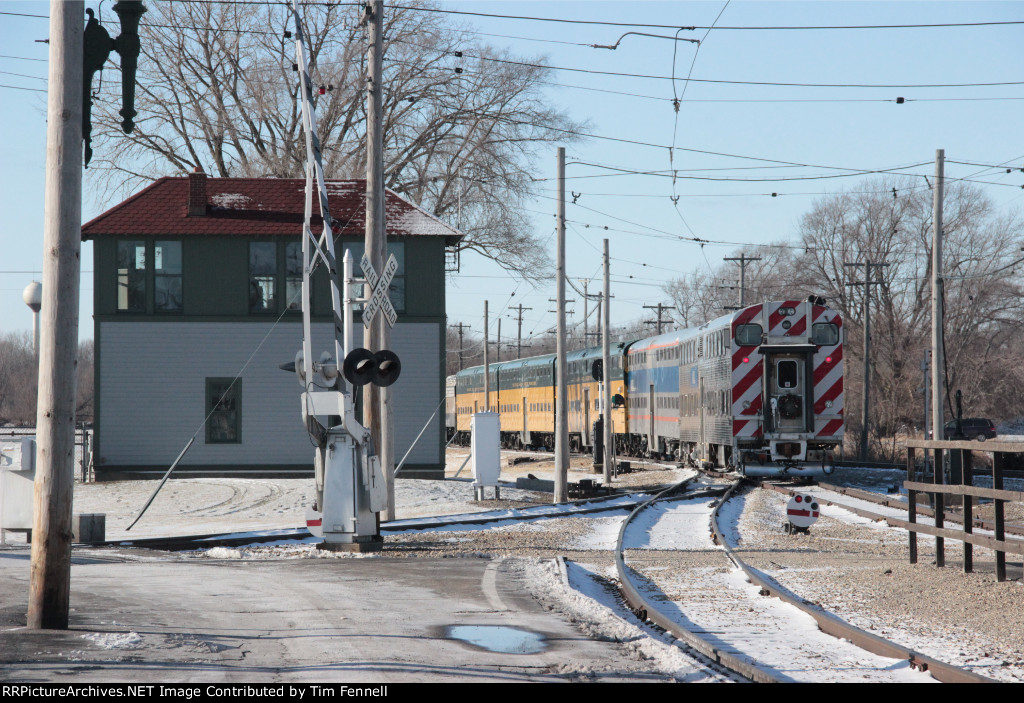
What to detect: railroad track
<box><xmin>90</xmin><ymin>490</ymin><xmax>656</xmax><ymax>552</ymax></box>
<box><xmin>75</xmin><ymin>465</ymin><xmax>1005</xmax><ymax>681</ymax></box>
<box><xmin>611</xmin><ymin>476</ymin><xmax>993</xmax><ymax>683</ymax></box>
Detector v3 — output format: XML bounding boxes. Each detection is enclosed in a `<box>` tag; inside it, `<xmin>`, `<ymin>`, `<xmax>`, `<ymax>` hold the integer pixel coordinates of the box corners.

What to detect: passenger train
<box><xmin>446</xmin><ymin>297</ymin><xmax>844</xmax><ymax>473</ymax></box>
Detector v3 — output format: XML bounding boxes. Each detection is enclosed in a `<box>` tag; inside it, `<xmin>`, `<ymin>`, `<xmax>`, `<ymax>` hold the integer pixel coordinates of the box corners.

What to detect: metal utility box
<box><xmin>470</xmin><ymin>412</ymin><xmax>501</xmax><ymax>499</ymax></box>
<box><xmin>73</xmin><ymin>513</ymin><xmax>106</xmax><ymax>543</ymax></box>
<box><xmin>1</xmin><ymin>438</ymin><xmax>36</xmax><ymax>540</ymax></box>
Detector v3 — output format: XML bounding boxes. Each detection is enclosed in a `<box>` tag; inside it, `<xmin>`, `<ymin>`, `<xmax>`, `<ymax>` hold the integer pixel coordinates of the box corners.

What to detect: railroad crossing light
<box><xmin>343</xmin><ymin>348</ymin><xmax>377</xmax><ymax>387</ymax></box>
<box><xmin>342</xmin><ymin>348</ymin><xmax>402</xmax><ymax>387</ymax></box>
<box><xmin>372</xmin><ymin>350</ymin><xmax>402</xmax><ymax>387</ymax></box>
<box><xmin>591</xmin><ymin>359</ymin><xmax>603</xmax><ymax>381</ymax></box>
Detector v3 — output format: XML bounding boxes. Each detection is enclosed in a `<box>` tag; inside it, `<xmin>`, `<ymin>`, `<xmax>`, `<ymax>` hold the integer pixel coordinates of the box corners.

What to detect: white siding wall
<box><xmin>97</xmin><ymin>321</ymin><xmax>441</xmax><ymax>470</ymax></box>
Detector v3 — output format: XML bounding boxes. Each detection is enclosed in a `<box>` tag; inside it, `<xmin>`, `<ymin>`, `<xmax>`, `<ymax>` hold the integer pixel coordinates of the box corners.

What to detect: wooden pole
<box><xmin>29</xmin><ymin>0</ymin><xmax>84</xmax><ymax>631</ymax></box>
<box><xmin>931</xmin><ymin>149</ymin><xmax>945</xmax><ymax>443</ymax></box>
<box><xmin>363</xmin><ymin>0</ymin><xmax>393</xmax><ymax>518</ymax></box>
<box><xmin>554</xmin><ymin>147</ymin><xmax>569</xmax><ymax>502</ymax></box>
<box><xmin>602</xmin><ymin>239</ymin><xmax>613</xmax><ymax>483</ymax></box>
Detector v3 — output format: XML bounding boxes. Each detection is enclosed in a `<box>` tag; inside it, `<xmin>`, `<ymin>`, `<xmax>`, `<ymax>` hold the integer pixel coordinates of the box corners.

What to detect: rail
<box><xmin>712</xmin><ymin>479</ymin><xmax>992</xmax><ymax>683</ymax></box>
<box><xmin>905</xmin><ymin>439</ymin><xmax>1024</xmax><ymax>582</ymax></box>
<box><xmin>612</xmin><ymin>478</ymin><xmax>780</xmax><ymax>682</ymax></box>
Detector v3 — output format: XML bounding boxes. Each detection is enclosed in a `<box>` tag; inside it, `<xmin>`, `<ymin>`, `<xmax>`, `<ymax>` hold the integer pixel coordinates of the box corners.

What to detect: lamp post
<box><xmin>23</xmin><ymin>281</ymin><xmax>41</xmax><ymax>357</ymax></box>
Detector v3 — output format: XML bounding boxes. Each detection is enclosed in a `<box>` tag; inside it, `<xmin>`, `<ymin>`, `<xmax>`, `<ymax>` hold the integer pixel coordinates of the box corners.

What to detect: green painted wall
<box><xmin>94</xmin><ymin>235</ymin><xmax>447</xmax><ymax>321</ymax></box>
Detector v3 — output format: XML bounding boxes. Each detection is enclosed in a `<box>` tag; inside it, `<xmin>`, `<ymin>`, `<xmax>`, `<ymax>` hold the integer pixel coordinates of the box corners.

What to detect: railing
<box><xmin>0</xmin><ymin>425</ymin><xmax>94</xmax><ymax>483</ymax></box>
<box><xmin>904</xmin><ymin>439</ymin><xmax>1024</xmax><ymax>582</ymax></box>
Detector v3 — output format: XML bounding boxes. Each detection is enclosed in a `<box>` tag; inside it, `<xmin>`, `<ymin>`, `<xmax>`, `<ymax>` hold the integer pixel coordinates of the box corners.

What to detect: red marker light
<box><xmin>795</xmin><ymin>495</ymin><xmax>803</xmax><ymax>503</ymax></box>
<box><xmin>742</xmin><ymin>357</ymin><xmax>749</xmax><ymax>363</ymax></box>
<box><xmin>826</xmin><ymin>356</ymin><xmax>832</xmax><ymax>363</ymax></box>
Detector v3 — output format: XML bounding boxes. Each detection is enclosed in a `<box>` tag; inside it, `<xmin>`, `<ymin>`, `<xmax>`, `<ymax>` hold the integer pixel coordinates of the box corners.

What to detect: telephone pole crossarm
<box><xmin>723</xmin><ymin>254</ymin><xmax>761</xmax><ymax>308</ymax></box>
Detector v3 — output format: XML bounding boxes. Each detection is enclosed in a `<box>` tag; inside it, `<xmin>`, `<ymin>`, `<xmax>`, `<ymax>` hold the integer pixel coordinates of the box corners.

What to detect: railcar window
<box><xmin>736</xmin><ymin>324</ymin><xmax>762</xmax><ymax>346</ymax></box>
<box><xmin>812</xmin><ymin>322</ymin><xmax>840</xmax><ymax>346</ymax></box>
<box><xmin>778</xmin><ymin>360</ymin><xmax>799</xmax><ymax>389</ymax></box>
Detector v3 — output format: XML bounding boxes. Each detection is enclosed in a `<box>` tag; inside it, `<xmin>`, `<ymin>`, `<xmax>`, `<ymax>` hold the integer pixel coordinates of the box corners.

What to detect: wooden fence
<box><xmin>904</xmin><ymin>439</ymin><xmax>1024</xmax><ymax>582</ymax></box>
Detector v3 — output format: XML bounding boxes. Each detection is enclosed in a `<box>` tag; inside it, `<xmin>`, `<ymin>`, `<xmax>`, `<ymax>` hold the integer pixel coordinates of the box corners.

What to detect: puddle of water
<box><xmin>445</xmin><ymin>625</ymin><xmax>546</xmax><ymax>654</ymax></box>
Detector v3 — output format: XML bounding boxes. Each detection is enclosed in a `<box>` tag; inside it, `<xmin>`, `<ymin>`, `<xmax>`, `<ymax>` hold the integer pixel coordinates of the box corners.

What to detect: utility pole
<box><xmin>29</xmin><ymin>0</ymin><xmax>84</xmax><ymax>631</ymax></box>
<box><xmin>643</xmin><ymin>303</ymin><xmax>671</xmax><ymax>334</ymax></box>
<box><xmin>496</xmin><ymin>318</ymin><xmax>501</xmax><ymax>363</ymax></box>
<box><xmin>602</xmin><ymin>238</ymin><xmax>613</xmax><ymax>484</ymax></box>
<box><xmin>724</xmin><ymin>254</ymin><xmax>761</xmax><ymax>307</ymax></box>
<box><xmin>362</xmin><ymin>0</ymin><xmax>393</xmax><ymax>519</ymax></box>
<box><xmin>922</xmin><ymin>350</ymin><xmax>931</xmax><ymax>474</ymax></box>
<box><xmin>931</xmin><ymin>149</ymin><xmax>945</xmax><ymax>443</ymax></box>
<box><xmin>510</xmin><ymin>305</ymin><xmax>531</xmax><ymax>359</ymax></box>
<box><xmin>555</xmin><ymin>147</ymin><xmax>569</xmax><ymax>503</ymax></box>
<box><xmin>582</xmin><ymin>280</ymin><xmax>603</xmax><ymax>346</ymax></box>
<box><xmin>452</xmin><ymin>322</ymin><xmax>470</xmax><ymax>370</ymax></box>
<box><xmin>845</xmin><ymin>260</ymin><xmax>890</xmax><ymax>462</ymax></box>
<box><xmin>483</xmin><ymin>300</ymin><xmax>490</xmax><ymax>410</ymax></box>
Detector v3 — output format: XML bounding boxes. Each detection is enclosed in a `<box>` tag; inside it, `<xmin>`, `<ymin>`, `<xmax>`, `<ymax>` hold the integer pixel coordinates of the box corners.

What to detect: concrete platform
<box><xmin>0</xmin><ymin>547</ymin><xmax>666</xmax><ymax>683</ymax></box>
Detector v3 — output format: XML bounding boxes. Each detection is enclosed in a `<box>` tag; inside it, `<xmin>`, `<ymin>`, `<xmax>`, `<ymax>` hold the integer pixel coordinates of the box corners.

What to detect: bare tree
<box><xmin>0</xmin><ymin>334</ymin><xmax>93</xmax><ymax>426</ymax></box>
<box><xmin>0</xmin><ymin>333</ymin><xmax>37</xmax><ymax>425</ymax></box>
<box><xmin>797</xmin><ymin>177</ymin><xmax>1024</xmax><ymax>448</ymax></box>
<box><xmin>662</xmin><ymin>242</ymin><xmax>808</xmax><ymax>328</ymax></box>
<box><xmin>88</xmin><ymin>0</ymin><xmax>583</xmax><ymax>280</ymax></box>
<box><xmin>656</xmin><ymin>178</ymin><xmax>1024</xmax><ymax>457</ymax></box>
<box><xmin>76</xmin><ymin>340</ymin><xmax>95</xmax><ymax>424</ymax></box>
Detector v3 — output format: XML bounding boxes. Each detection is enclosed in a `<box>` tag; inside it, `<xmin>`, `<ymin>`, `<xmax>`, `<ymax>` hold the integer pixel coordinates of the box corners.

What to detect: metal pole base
<box><xmin>473</xmin><ymin>485</ymin><xmax>500</xmax><ymax>500</ymax></box>
<box><xmin>317</xmin><ymin>537</ymin><xmax>384</xmax><ymax>553</ymax></box>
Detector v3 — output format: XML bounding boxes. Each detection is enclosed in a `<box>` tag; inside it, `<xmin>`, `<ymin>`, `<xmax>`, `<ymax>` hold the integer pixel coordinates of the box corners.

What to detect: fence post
<box><xmin>962</xmin><ymin>448</ymin><xmax>972</xmax><ymax>574</ymax></box>
<box><xmin>993</xmin><ymin>451</ymin><xmax>1006</xmax><ymax>582</ymax></box>
<box><xmin>934</xmin><ymin>448</ymin><xmax>944</xmax><ymax>568</ymax></box>
<box><xmin>907</xmin><ymin>446</ymin><xmax>917</xmax><ymax>564</ymax></box>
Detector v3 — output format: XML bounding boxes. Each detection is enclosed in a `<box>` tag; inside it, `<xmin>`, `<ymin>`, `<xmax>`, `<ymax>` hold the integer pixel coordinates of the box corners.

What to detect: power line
<box><xmin>0</xmin><ymin>54</ymin><xmax>48</xmax><ymax>62</ymax></box>
<box><xmin>386</xmin><ymin>6</ymin><xmax>1024</xmax><ymax>32</ymax></box>
<box><xmin>0</xmin><ymin>11</ymin><xmax>48</xmax><ymax>19</ymax></box>
<box><xmin>447</xmin><ymin>48</ymin><xmax>1024</xmax><ymax>89</ymax></box>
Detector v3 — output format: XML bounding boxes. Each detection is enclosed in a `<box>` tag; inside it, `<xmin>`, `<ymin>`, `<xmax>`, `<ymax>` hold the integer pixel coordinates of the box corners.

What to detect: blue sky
<box><xmin>1</xmin><ymin>0</ymin><xmax>1022</xmax><ymax>346</ymax></box>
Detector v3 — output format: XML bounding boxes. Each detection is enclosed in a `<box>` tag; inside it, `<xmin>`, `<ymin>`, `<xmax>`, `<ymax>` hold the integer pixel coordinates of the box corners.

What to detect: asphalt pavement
<box><xmin>0</xmin><ymin>546</ymin><xmax>665</xmax><ymax>684</ymax></box>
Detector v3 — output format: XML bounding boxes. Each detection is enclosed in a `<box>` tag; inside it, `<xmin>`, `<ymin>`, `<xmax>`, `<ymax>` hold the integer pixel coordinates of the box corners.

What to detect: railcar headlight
<box><xmin>824</xmin><ymin>400</ymin><xmax>833</xmax><ymax>408</ymax></box>
<box><xmin>742</xmin><ymin>401</ymin><xmax>751</xmax><ymax>409</ymax></box>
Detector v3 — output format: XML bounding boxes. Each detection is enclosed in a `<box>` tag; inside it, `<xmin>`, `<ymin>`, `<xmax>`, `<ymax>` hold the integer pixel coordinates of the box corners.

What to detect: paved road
<box><xmin>0</xmin><ymin>547</ymin><xmax>667</xmax><ymax>683</ymax></box>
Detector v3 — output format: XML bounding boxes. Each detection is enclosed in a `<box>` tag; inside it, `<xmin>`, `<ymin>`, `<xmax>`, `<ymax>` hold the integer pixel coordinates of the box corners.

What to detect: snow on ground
<box><xmin>65</xmin><ymin>476</ymin><xmax>550</xmax><ymax>541</ymax></box>
<box><xmin>10</xmin><ymin>443</ymin><xmax>1017</xmax><ymax>682</ymax></box>
<box><xmin>734</xmin><ymin>487</ymin><xmax>1024</xmax><ymax>682</ymax></box>
<box><xmin>620</xmin><ymin>497</ymin><xmax>719</xmax><ymax>551</ymax></box>
<box><xmin>512</xmin><ymin>559</ymin><xmax>735</xmax><ymax>683</ymax></box>
<box><xmin>620</xmin><ymin>493</ymin><xmax>935</xmax><ymax>682</ymax></box>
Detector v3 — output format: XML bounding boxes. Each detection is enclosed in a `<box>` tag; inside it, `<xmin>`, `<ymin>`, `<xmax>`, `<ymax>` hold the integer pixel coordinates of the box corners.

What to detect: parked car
<box><xmin>944</xmin><ymin>418</ymin><xmax>997</xmax><ymax>441</ymax></box>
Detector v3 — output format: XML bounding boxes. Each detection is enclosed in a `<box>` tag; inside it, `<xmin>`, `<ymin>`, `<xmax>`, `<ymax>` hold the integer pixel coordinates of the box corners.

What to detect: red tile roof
<box><xmin>81</xmin><ymin>174</ymin><xmax>463</xmax><ymax>243</ymax></box>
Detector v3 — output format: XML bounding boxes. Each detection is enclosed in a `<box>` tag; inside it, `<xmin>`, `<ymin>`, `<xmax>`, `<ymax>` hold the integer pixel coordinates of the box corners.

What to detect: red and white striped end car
<box><xmin>725</xmin><ymin>296</ymin><xmax>843</xmax><ymax>474</ymax></box>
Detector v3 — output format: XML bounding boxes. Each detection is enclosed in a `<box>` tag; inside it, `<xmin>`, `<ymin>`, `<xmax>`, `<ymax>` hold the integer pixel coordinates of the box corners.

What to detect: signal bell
<box><xmin>342</xmin><ymin>348</ymin><xmax>402</xmax><ymax>388</ymax></box>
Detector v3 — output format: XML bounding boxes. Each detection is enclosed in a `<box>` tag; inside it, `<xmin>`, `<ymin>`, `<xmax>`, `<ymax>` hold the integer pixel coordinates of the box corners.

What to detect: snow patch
<box><xmin>209</xmin><ymin>193</ymin><xmax>253</xmax><ymax>209</ymax></box>
<box><xmin>82</xmin><ymin>632</ymin><xmax>142</xmax><ymax>649</ymax></box>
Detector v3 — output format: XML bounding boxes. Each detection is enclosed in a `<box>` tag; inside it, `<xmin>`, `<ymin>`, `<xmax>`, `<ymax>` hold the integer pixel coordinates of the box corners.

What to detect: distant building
<box><xmin>81</xmin><ymin>170</ymin><xmax>461</xmax><ymax>480</ymax></box>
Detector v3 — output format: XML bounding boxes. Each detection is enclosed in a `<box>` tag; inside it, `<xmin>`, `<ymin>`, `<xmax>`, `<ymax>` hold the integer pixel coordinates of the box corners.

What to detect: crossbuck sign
<box><xmin>360</xmin><ymin>252</ymin><xmax>399</xmax><ymax>329</ymax></box>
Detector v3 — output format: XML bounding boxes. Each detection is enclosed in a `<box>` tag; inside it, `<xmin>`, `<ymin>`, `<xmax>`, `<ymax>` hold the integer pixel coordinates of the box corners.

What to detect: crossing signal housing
<box><xmin>342</xmin><ymin>348</ymin><xmax>402</xmax><ymax>387</ymax></box>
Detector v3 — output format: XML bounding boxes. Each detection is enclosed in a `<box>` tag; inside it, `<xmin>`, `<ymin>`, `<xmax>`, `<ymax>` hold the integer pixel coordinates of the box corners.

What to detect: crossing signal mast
<box><xmin>287</xmin><ymin>0</ymin><xmax>400</xmax><ymax>552</ymax></box>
